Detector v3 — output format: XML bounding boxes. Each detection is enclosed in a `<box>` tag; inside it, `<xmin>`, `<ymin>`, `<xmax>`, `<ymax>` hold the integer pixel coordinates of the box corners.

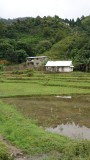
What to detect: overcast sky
<box><xmin>0</xmin><ymin>0</ymin><xmax>90</xmax><ymax>20</ymax></box>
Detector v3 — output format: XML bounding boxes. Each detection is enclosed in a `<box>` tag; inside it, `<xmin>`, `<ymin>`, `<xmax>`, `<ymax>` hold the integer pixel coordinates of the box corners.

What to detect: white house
<box><xmin>26</xmin><ymin>56</ymin><xmax>48</xmax><ymax>67</ymax></box>
<box><xmin>45</xmin><ymin>61</ymin><xmax>74</xmax><ymax>72</ymax></box>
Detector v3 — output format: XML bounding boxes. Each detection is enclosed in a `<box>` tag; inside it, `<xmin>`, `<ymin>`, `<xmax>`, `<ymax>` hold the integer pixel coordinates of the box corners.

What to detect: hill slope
<box><xmin>0</xmin><ymin>15</ymin><xmax>90</xmax><ymax>71</ymax></box>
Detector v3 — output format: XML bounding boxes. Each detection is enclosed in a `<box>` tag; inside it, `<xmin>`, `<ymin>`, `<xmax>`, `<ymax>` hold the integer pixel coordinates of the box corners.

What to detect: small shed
<box><xmin>45</xmin><ymin>61</ymin><xmax>74</xmax><ymax>72</ymax></box>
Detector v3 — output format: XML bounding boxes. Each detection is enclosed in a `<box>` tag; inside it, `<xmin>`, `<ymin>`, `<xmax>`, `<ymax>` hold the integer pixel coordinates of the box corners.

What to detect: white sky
<box><xmin>0</xmin><ymin>0</ymin><xmax>90</xmax><ymax>20</ymax></box>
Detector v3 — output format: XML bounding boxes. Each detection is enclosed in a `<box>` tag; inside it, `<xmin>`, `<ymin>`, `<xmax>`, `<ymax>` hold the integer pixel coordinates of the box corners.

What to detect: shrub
<box><xmin>12</xmin><ymin>70</ymin><xmax>24</xmax><ymax>74</ymax></box>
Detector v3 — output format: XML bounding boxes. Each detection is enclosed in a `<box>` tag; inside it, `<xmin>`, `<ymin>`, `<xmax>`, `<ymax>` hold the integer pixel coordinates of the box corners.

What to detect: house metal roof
<box><xmin>45</xmin><ymin>61</ymin><xmax>74</xmax><ymax>67</ymax></box>
<box><xmin>27</xmin><ymin>56</ymin><xmax>47</xmax><ymax>59</ymax></box>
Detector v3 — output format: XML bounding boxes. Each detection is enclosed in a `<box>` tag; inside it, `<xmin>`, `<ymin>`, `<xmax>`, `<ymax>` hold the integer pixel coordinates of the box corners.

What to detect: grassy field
<box><xmin>0</xmin><ymin>70</ymin><xmax>90</xmax><ymax>97</ymax></box>
<box><xmin>0</xmin><ymin>70</ymin><xmax>90</xmax><ymax>159</ymax></box>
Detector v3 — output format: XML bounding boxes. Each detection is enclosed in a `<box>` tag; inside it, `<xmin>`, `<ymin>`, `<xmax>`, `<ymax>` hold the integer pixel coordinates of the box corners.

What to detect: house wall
<box><xmin>58</xmin><ymin>67</ymin><xmax>73</xmax><ymax>72</ymax></box>
<box><xmin>27</xmin><ymin>57</ymin><xmax>48</xmax><ymax>67</ymax></box>
<box><xmin>34</xmin><ymin>57</ymin><xmax>48</xmax><ymax>67</ymax></box>
<box><xmin>46</xmin><ymin>66</ymin><xmax>73</xmax><ymax>72</ymax></box>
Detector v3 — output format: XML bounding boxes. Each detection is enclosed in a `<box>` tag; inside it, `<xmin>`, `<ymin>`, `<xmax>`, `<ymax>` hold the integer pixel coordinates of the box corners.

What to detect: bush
<box><xmin>12</xmin><ymin>70</ymin><xmax>24</xmax><ymax>74</ymax></box>
<box><xmin>25</xmin><ymin>69</ymin><xmax>34</xmax><ymax>76</ymax></box>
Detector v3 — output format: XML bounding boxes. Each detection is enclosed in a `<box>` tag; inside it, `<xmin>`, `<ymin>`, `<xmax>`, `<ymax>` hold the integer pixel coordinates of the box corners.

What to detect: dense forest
<box><xmin>0</xmin><ymin>15</ymin><xmax>90</xmax><ymax>71</ymax></box>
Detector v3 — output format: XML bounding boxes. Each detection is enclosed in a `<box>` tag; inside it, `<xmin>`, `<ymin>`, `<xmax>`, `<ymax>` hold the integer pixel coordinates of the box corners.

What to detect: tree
<box><xmin>15</xmin><ymin>49</ymin><xmax>28</xmax><ymax>63</ymax></box>
<box><xmin>5</xmin><ymin>25</ymin><xmax>17</xmax><ymax>38</ymax></box>
<box><xmin>0</xmin><ymin>22</ymin><xmax>7</xmax><ymax>37</ymax></box>
<box><xmin>69</xmin><ymin>19</ymin><xmax>75</xmax><ymax>27</ymax></box>
<box><xmin>74</xmin><ymin>49</ymin><xmax>90</xmax><ymax>72</ymax></box>
<box><xmin>76</xmin><ymin>18</ymin><xmax>82</xmax><ymax>27</ymax></box>
<box><xmin>55</xmin><ymin>30</ymin><xmax>66</xmax><ymax>42</ymax></box>
<box><xmin>43</xmin><ymin>27</ymin><xmax>54</xmax><ymax>37</ymax></box>
<box><xmin>36</xmin><ymin>40</ymin><xmax>52</xmax><ymax>54</ymax></box>
<box><xmin>0</xmin><ymin>42</ymin><xmax>14</xmax><ymax>60</ymax></box>
<box><xmin>16</xmin><ymin>41</ymin><xmax>34</xmax><ymax>56</ymax></box>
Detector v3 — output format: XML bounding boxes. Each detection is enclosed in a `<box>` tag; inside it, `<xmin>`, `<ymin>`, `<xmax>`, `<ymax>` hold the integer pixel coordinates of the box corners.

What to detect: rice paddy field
<box><xmin>0</xmin><ymin>70</ymin><xmax>90</xmax><ymax>160</ymax></box>
<box><xmin>0</xmin><ymin>70</ymin><xmax>90</xmax><ymax>97</ymax></box>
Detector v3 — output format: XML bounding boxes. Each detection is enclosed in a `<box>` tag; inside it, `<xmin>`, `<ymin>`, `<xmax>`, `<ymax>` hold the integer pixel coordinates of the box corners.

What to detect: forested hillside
<box><xmin>0</xmin><ymin>15</ymin><xmax>90</xmax><ymax>71</ymax></box>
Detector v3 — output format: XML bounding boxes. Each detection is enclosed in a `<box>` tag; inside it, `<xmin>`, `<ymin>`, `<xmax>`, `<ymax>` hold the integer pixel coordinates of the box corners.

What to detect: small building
<box><xmin>26</xmin><ymin>56</ymin><xmax>48</xmax><ymax>67</ymax></box>
<box><xmin>45</xmin><ymin>61</ymin><xmax>74</xmax><ymax>72</ymax></box>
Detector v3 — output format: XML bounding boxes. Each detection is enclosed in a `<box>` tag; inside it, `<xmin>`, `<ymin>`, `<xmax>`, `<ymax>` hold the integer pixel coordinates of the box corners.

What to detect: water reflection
<box><xmin>46</xmin><ymin>122</ymin><xmax>90</xmax><ymax>140</ymax></box>
<box><xmin>55</xmin><ymin>96</ymin><xmax>72</xmax><ymax>99</ymax></box>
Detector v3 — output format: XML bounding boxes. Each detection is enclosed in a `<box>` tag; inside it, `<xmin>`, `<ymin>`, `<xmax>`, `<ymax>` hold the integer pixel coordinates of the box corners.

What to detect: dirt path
<box><xmin>0</xmin><ymin>135</ymin><xmax>51</xmax><ymax>160</ymax></box>
<box><xmin>0</xmin><ymin>135</ymin><xmax>30</xmax><ymax>160</ymax></box>
<box><xmin>0</xmin><ymin>135</ymin><xmax>61</xmax><ymax>160</ymax></box>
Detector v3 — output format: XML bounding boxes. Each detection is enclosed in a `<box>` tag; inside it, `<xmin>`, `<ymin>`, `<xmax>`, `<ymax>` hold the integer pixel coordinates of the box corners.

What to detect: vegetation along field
<box><xmin>0</xmin><ymin>70</ymin><xmax>90</xmax><ymax>159</ymax></box>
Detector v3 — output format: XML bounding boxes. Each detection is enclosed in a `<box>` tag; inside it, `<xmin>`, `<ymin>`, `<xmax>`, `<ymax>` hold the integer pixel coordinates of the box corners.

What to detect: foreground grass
<box><xmin>0</xmin><ymin>71</ymin><xmax>90</xmax><ymax>97</ymax></box>
<box><xmin>0</xmin><ymin>101</ymin><xmax>90</xmax><ymax>159</ymax></box>
<box><xmin>0</xmin><ymin>141</ymin><xmax>12</xmax><ymax>160</ymax></box>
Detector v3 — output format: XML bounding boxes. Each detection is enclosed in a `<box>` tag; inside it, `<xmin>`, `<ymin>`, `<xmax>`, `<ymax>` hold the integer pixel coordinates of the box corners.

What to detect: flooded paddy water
<box><xmin>2</xmin><ymin>95</ymin><xmax>90</xmax><ymax>140</ymax></box>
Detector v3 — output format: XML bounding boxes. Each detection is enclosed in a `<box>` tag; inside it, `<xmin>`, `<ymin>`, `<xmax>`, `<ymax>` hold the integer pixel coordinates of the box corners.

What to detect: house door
<box><xmin>61</xmin><ymin>67</ymin><xmax>64</xmax><ymax>72</ymax></box>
